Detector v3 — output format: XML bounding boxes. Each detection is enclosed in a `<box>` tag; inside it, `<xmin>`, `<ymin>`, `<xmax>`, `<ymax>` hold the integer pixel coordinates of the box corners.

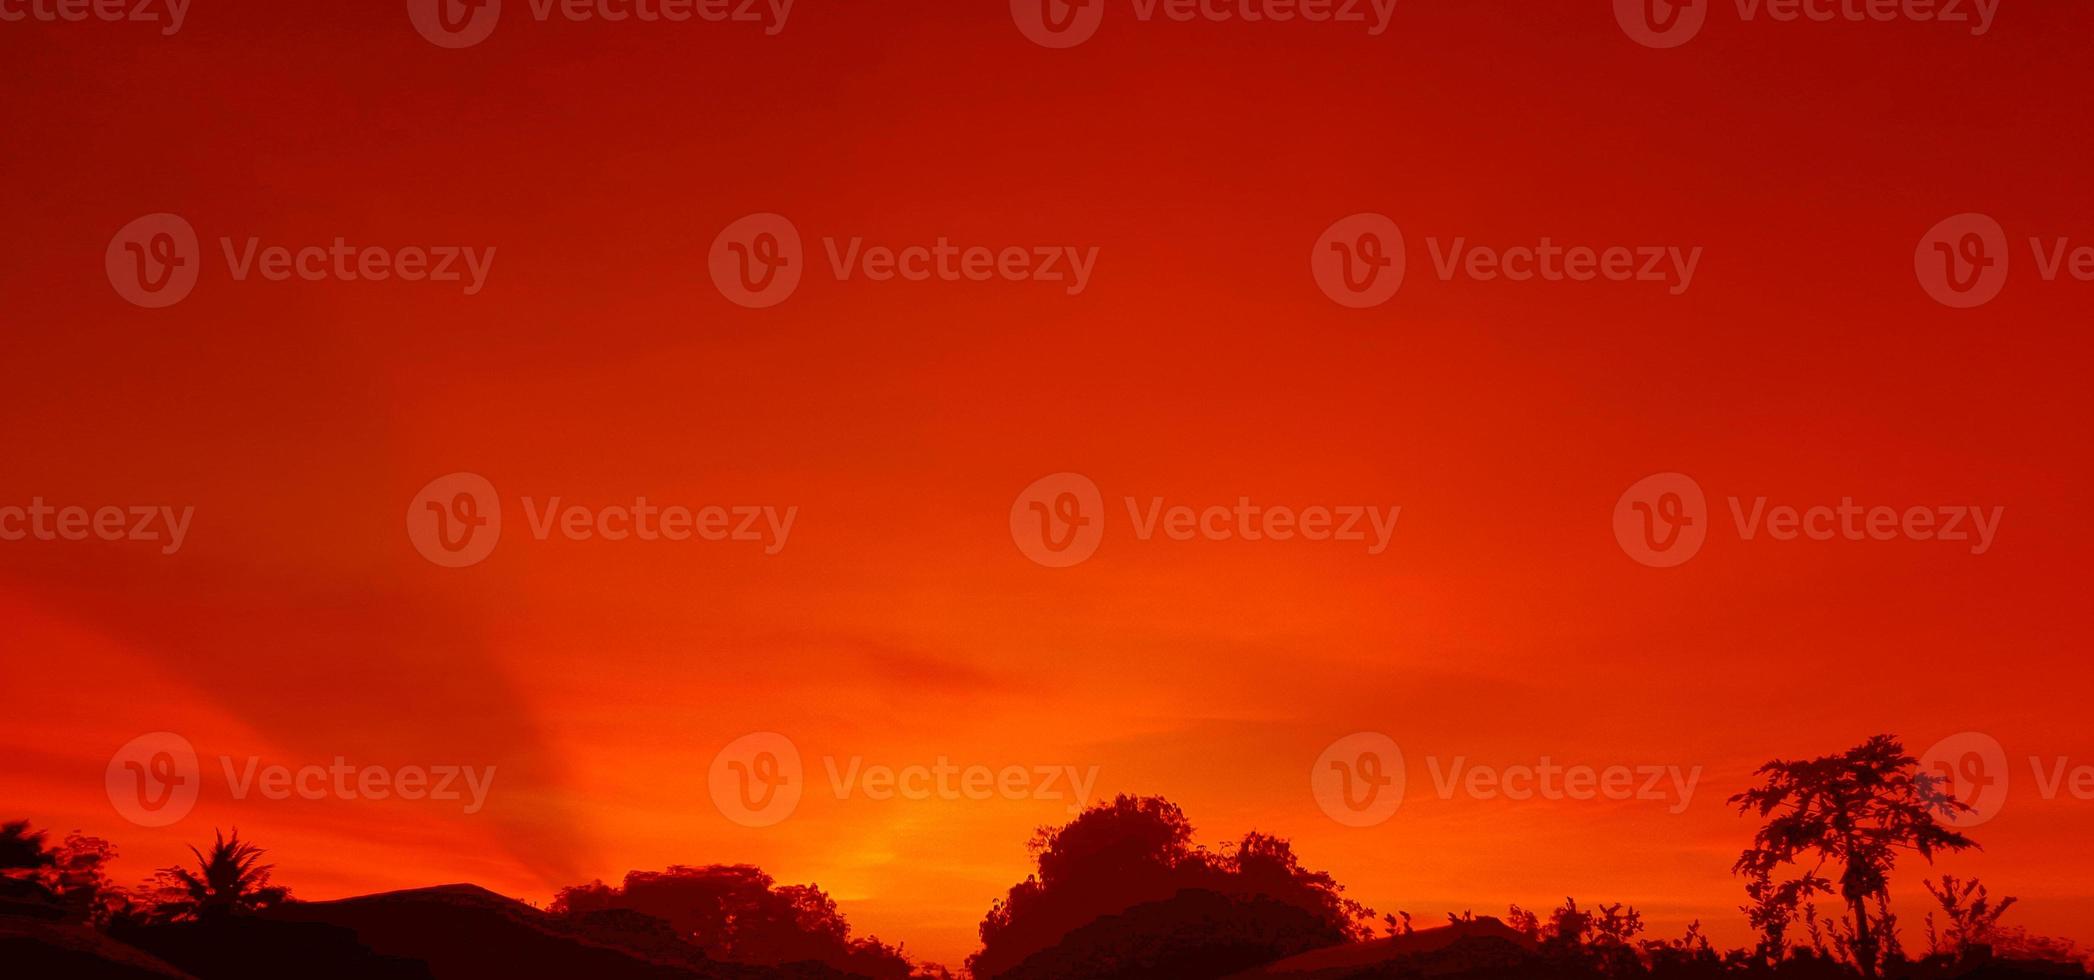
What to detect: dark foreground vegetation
<box><xmin>3</xmin><ymin>736</ymin><xmax>2087</xmax><ymax>979</ymax></box>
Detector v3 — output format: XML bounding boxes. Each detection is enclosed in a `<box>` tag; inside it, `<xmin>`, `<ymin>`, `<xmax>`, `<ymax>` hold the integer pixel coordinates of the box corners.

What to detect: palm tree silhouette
<box><xmin>154</xmin><ymin>828</ymin><xmax>289</xmax><ymax>920</ymax></box>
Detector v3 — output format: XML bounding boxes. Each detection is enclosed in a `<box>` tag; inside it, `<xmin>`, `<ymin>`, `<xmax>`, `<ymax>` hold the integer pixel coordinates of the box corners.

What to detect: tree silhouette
<box><xmin>1730</xmin><ymin>735</ymin><xmax>1975</xmax><ymax>977</ymax></box>
<box><xmin>551</xmin><ymin>863</ymin><xmax>926</xmax><ymax>977</ymax></box>
<box><xmin>0</xmin><ymin>820</ymin><xmax>58</xmax><ymax>908</ymax></box>
<box><xmin>151</xmin><ymin>828</ymin><xmax>289</xmax><ymax>921</ymax></box>
<box><xmin>968</xmin><ymin>795</ymin><xmax>1372</xmax><ymax>979</ymax></box>
<box><xmin>0</xmin><ymin>821</ymin><xmax>53</xmax><ymax>873</ymax></box>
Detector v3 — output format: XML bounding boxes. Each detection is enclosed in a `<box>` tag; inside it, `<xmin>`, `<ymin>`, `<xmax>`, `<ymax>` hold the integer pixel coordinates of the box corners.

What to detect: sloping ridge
<box><xmin>260</xmin><ymin>883</ymin><xmax>815</xmax><ymax>979</ymax></box>
<box><xmin>0</xmin><ymin>917</ymin><xmax>196</xmax><ymax>980</ymax></box>
<box><xmin>1226</xmin><ymin>917</ymin><xmax>1539</xmax><ymax>978</ymax></box>
<box><xmin>105</xmin><ymin>883</ymin><xmax>852</xmax><ymax>980</ymax></box>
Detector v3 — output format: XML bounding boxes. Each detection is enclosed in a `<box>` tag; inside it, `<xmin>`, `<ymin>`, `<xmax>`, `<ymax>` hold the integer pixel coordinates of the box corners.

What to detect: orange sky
<box><xmin>5</xmin><ymin>0</ymin><xmax>2094</xmax><ymax>970</ymax></box>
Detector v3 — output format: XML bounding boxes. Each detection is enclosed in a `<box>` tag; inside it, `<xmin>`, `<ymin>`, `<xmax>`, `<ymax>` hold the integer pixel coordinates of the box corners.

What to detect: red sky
<box><xmin>4</xmin><ymin>0</ymin><xmax>2093</xmax><ymax>969</ymax></box>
